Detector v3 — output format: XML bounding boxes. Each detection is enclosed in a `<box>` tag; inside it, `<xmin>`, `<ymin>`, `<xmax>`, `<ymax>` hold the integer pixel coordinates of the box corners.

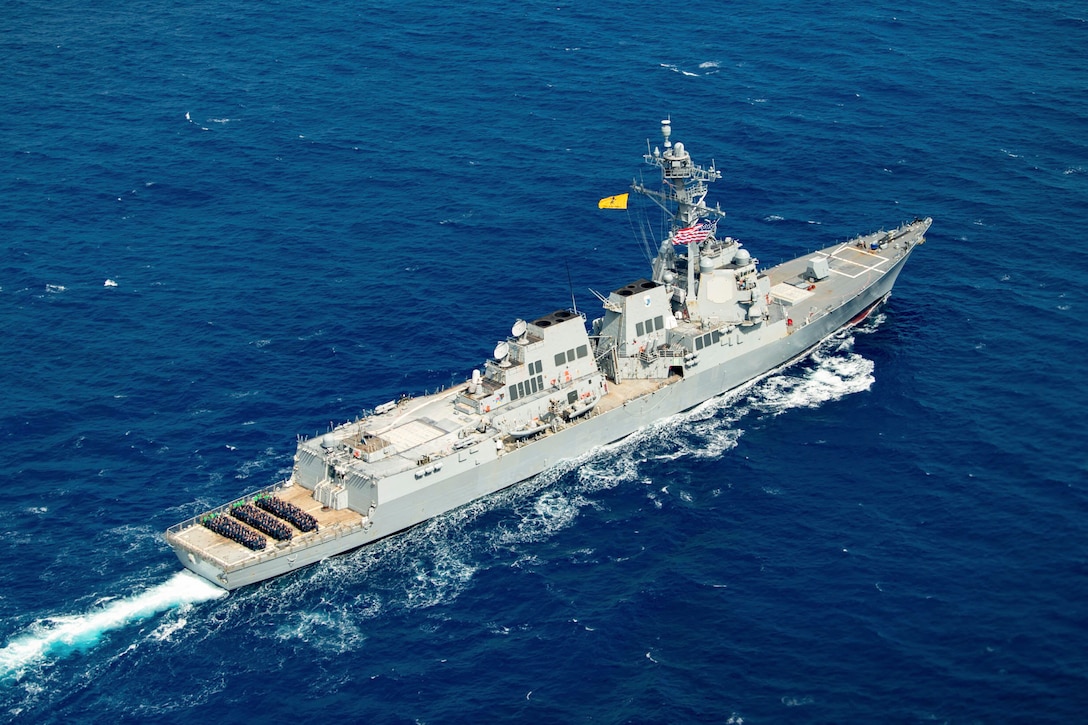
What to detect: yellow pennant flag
<box><xmin>598</xmin><ymin>192</ymin><xmax>629</xmax><ymax>210</ymax></box>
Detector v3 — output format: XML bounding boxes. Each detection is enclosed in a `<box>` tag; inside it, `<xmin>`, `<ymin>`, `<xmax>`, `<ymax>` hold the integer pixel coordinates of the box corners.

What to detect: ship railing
<box><xmin>168</xmin><ymin>513</ymin><xmax>370</xmax><ymax>574</ymax></box>
<box><xmin>214</xmin><ymin>516</ymin><xmax>370</xmax><ymax>574</ymax></box>
<box><xmin>639</xmin><ymin>345</ymin><xmax>686</xmax><ymax>363</ymax></box>
<box><xmin>167</xmin><ymin>483</ymin><xmax>371</xmax><ymax>573</ymax></box>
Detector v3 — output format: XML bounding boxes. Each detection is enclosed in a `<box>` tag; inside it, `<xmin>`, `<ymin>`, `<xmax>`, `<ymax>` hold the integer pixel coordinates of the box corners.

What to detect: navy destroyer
<box><xmin>166</xmin><ymin>120</ymin><xmax>931</xmax><ymax>590</ymax></box>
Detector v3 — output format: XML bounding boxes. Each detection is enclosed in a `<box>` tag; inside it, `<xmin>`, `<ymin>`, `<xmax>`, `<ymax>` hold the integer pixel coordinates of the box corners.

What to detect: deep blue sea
<box><xmin>3</xmin><ymin>0</ymin><xmax>1087</xmax><ymax>721</ymax></box>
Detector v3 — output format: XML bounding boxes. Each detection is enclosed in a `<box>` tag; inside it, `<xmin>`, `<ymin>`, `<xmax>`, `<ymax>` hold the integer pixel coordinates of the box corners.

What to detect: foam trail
<box><xmin>0</xmin><ymin>571</ymin><xmax>226</xmax><ymax>680</ymax></box>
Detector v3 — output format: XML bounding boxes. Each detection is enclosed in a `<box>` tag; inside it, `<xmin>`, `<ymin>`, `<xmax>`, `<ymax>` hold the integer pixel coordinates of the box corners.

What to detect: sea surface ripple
<box><xmin>2</xmin><ymin>0</ymin><xmax>1086</xmax><ymax>722</ymax></box>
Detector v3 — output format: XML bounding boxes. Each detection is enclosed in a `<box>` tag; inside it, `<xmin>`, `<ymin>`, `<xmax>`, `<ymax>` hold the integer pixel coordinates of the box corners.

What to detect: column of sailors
<box><xmin>254</xmin><ymin>495</ymin><xmax>318</xmax><ymax>532</ymax></box>
<box><xmin>202</xmin><ymin>514</ymin><xmax>267</xmax><ymax>551</ymax></box>
<box><xmin>231</xmin><ymin>503</ymin><xmax>293</xmax><ymax>541</ymax></box>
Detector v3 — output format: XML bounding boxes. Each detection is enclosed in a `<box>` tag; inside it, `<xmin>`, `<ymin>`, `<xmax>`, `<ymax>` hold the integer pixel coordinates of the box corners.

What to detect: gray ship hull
<box><xmin>169</xmin><ymin>246</ymin><xmax>914</xmax><ymax>590</ymax></box>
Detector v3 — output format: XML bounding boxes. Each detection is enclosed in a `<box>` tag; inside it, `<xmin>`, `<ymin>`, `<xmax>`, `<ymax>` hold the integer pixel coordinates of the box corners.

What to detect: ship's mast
<box><xmin>632</xmin><ymin>119</ymin><xmax>725</xmax><ymax>229</ymax></box>
<box><xmin>633</xmin><ymin>119</ymin><xmax>727</xmax><ymax>285</ymax></box>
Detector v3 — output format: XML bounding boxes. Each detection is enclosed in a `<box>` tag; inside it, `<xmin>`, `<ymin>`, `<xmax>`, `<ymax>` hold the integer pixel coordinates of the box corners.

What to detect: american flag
<box><xmin>672</xmin><ymin>219</ymin><xmax>717</xmax><ymax>246</ymax></box>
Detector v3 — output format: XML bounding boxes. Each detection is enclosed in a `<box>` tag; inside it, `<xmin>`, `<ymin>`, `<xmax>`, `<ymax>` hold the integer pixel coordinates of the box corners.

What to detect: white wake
<box><xmin>0</xmin><ymin>571</ymin><xmax>226</xmax><ymax>681</ymax></box>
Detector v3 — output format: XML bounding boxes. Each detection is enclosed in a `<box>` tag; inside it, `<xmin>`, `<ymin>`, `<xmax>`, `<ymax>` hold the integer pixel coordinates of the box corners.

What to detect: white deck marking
<box><xmin>813</xmin><ymin>244</ymin><xmax>892</xmax><ymax>279</ymax></box>
<box><xmin>382</xmin><ymin>419</ymin><xmax>445</xmax><ymax>451</ymax></box>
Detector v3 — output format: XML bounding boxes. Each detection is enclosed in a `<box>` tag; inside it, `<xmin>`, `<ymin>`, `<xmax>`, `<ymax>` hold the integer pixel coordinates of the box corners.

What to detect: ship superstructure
<box><xmin>166</xmin><ymin>120</ymin><xmax>930</xmax><ymax>590</ymax></box>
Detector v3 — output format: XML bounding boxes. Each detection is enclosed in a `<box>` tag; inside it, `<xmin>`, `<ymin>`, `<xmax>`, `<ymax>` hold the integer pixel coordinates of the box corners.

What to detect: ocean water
<box><xmin>2</xmin><ymin>0</ymin><xmax>1086</xmax><ymax>721</ymax></box>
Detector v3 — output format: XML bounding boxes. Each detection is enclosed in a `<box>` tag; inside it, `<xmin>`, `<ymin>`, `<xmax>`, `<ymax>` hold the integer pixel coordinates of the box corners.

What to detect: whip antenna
<box><xmin>565</xmin><ymin>261</ymin><xmax>578</xmax><ymax>314</ymax></box>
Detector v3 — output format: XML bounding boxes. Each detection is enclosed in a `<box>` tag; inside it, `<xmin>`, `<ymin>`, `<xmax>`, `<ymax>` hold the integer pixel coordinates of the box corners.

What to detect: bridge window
<box><xmin>555</xmin><ymin>351</ymin><xmax>566</xmax><ymax>366</ymax></box>
<box><xmin>576</xmin><ymin>345</ymin><xmax>587</xmax><ymax>358</ymax></box>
